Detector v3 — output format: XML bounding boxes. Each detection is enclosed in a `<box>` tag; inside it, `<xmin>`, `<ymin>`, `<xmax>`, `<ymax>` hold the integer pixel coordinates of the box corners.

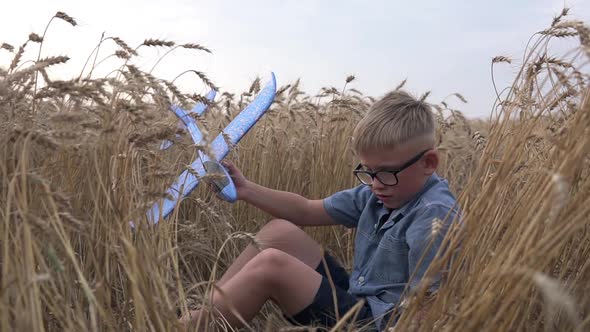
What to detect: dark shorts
<box><xmin>285</xmin><ymin>252</ymin><xmax>377</xmax><ymax>331</ymax></box>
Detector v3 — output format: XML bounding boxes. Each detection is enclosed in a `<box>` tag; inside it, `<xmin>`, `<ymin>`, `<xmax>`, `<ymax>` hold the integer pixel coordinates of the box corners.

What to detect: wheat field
<box><xmin>1</xmin><ymin>9</ymin><xmax>589</xmax><ymax>332</ymax></box>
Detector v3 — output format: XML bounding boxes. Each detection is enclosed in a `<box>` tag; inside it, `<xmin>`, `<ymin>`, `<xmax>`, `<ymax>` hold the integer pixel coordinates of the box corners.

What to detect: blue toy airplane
<box><xmin>143</xmin><ymin>72</ymin><xmax>277</xmax><ymax>225</ymax></box>
<box><xmin>159</xmin><ymin>89</ymin><xmax>218</xmax><ymax>150</ymax></box>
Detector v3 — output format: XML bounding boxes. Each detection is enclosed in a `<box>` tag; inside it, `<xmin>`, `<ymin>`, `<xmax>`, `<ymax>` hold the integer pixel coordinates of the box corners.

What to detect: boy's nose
<box><xmin>371</xmin><ymin>179</ymin><xmax>386</xmax><ymax>190</ymax></box>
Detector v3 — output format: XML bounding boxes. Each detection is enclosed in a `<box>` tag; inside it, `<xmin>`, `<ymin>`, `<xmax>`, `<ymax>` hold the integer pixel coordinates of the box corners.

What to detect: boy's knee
<box><xmin>256</xmin><ymin>248</ymin><xmax>289</xmax><ymax>267</ymax></box>
<box><xmin>257</xmin><ymin>218</ymin><xmax>301</xmax><ymax>240</ymax></box>
<box><xmin>248</xmin><ymin>248</ymin><xmax>289</xmax><ymax>282</ymax></box>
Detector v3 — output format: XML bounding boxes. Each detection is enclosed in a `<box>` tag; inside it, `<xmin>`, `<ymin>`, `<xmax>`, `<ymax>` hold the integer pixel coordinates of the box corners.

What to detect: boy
<box><xmin>179</xmin><ymin>90</ymin><xmax>458</xmax><ymax>331</ymax></box>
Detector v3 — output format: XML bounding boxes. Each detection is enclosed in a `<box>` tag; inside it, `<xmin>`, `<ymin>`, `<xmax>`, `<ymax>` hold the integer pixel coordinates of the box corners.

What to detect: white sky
<box><xmin>1</xmin><ymin>0</ymin><xmax>589</xmax><ymax>118</ymax></box>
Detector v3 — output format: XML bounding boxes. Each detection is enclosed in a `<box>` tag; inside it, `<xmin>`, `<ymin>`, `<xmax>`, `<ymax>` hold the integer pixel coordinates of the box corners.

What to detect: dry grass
<box><xmin>0</xmin><ymin>9</ymin><xmax>589</xmax><ymax>332</ymax></box>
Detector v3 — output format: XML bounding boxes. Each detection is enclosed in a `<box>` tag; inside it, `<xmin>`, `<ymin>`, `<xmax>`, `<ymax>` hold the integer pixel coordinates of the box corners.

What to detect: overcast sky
<box><xmin>1</xmin><ymin>0</ymin><xmax>589</xmax><ymax>118</ymax></box>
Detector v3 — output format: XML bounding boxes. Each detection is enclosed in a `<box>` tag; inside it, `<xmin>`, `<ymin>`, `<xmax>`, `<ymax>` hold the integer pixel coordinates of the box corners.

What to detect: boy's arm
<box><xmin>406</xmin><ymin>204</ymin><xmax>457</xmax><ymax>291</ymax></box>
<box><xmin>241</xmin><ymin>181</ymin><xmax>337</xmax><ymax>227</ymax></box>
<box><xmin>222</xmin><ymin>160</ymin><xmax>336</xmax><ymax>227</ymax></box>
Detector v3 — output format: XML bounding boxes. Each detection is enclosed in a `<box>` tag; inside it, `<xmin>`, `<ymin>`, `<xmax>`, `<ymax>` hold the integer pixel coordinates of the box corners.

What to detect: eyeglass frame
<box><xmin>353</xmin><ymin>149</ymin><xmax>431</xmax><ymax>186</ymax></box>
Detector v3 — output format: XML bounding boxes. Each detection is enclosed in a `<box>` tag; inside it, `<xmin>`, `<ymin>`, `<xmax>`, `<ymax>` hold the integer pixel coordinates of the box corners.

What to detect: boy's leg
<box><xmin>181</xmin><ymin>248</ymin><xmax>323</xmax><ymax>328</ymax></box>
<box><xmin>217</xmin><ymin>219</ymin><xmax>323</xmax><ymax>287</ymax></box>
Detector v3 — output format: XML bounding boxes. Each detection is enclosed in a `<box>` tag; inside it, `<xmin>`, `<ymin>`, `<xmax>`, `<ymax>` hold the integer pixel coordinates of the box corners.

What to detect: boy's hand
<box><xmin>220</xmin><ymin>160</ymin><xmax>248</xmax><ymax>200</ymax></box>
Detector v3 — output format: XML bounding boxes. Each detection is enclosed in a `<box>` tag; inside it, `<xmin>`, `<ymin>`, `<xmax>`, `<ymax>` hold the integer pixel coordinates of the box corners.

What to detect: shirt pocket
<box><xmin>370</xmin><ymin>234</ymin><xmax>409</xmax><ymax>283</ymax></box>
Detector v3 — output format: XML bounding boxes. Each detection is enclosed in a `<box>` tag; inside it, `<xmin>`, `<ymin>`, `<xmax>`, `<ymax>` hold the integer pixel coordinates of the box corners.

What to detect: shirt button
<box><xmin>358</xmin><ymin>276</ymin><xmax>365</xmax><ymax>285</ymax></box>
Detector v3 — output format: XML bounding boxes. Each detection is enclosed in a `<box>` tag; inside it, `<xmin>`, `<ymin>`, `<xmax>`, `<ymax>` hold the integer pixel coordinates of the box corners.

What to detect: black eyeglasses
<box><xmin>353</xmin><ymin>149</ymin><xmax>430</xmax><ymax>186</ymax></box>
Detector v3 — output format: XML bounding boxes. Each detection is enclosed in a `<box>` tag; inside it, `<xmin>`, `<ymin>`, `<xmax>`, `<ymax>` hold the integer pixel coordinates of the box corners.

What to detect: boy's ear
<box><xmin>423</xmin><ymin>149</ymin><xmax>439</xmax><ymax>174</ymax></box>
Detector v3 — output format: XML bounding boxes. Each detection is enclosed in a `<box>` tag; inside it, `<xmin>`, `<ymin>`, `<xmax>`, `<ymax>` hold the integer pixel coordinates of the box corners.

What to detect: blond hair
<box><xmin>352</xmin><ymin>90</ymin><xmax>435</xmax><ymax>153</ymax></box>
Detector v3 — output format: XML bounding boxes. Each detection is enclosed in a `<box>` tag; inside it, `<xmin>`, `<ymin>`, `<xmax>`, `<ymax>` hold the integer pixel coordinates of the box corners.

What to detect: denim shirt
<box><xmin>323</xmin><ymin>173</ymin><xmax>457</xmax><ymax>330</ymax></box>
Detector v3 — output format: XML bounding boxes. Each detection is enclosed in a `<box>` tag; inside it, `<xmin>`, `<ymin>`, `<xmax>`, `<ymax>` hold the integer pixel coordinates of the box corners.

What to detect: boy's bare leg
<box><xmin>217</xmin><ymin>219</ymin><xmax>323</xmax><ymax>287</ymax></box>
<box><xmin>180</xmin><ymin>248</ymin><xmax>324</xmax><ymax>329</ymax></box>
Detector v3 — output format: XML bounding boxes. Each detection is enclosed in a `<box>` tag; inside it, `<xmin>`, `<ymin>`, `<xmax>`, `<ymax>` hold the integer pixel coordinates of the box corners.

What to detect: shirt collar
<box><xmin>377</xmin><ymin>173</ymin><xmax>441</xmax><ymax>221</ymax></box>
